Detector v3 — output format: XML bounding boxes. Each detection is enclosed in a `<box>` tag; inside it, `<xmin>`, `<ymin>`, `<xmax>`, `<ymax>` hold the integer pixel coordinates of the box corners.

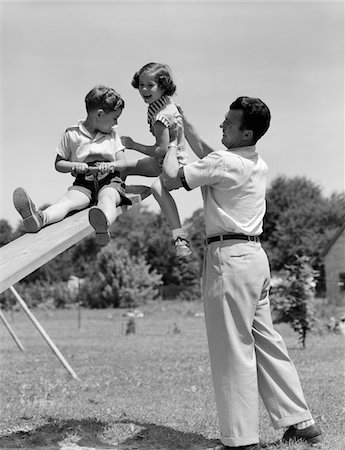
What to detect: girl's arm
<box><xmin>121</xmin><ymin>121</ymin><xmax>170</xmax><ymax>159</ymax></box>
<box><xmin>55</xmin><ymin>155</ymin><xmax>88</xmax><ymax>173</ymax></box>
<box><xmin>179</xmin><ymin>106</ymin><xmax>214</xmax><ymax>158</ymax></box>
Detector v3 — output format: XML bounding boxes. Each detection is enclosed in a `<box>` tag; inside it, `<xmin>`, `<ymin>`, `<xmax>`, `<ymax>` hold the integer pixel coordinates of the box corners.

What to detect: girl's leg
<box><xmin>88</xmin><ymin>187</ymin><xmax>121</xmax><ymax>245</ymax></box>
<box><xmin>151</xmin><ymin>176</ymin><xmax>191</xmax><ymax>257</ymax></box>
<box><xmin>43</xmin><ymin>189</ymin><xmax>90</xmax><ymax>225</ymax></box>
<box><xmin>123</xmin><ymin>157</ymin><xmax>161</xmax><ymax>177</ymax></box>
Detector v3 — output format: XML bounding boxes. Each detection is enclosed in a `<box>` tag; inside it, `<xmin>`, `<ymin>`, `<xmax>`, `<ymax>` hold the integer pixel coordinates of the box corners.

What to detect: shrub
<box><xmin>270</xmin><ymin>255</ymin><xmax>318</xmax><ymax>348</ymax></box>
<box><xmin>78</xmin><ymin>242</ymin><xmax>162</xmax><ymax>308</ymax></box>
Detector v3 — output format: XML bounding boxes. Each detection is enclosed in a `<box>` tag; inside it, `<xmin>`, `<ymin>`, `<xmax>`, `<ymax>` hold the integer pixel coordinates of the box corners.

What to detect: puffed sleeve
<box><xmin>154</xmin><ymin>112</ymin><xmax>170</xmax><ymax>128</ymax></box>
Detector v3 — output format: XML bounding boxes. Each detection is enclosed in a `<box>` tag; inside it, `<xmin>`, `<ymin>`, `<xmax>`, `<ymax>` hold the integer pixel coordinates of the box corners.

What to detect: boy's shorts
<box><xmin>69</xmin><ymin>173</ymin><xmax>132</xmax><ymax>206</ymax></box>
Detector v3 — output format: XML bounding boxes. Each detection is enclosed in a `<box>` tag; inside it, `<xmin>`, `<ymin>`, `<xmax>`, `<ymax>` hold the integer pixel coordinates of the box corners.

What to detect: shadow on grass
<box><xmin>0</xmin><ymin>417</ymin><xmax>110</xmax><ymax>449</ymax></box>
<box><xmin>118</xmin><ymin>418</ymin><xmax>219</xmax><ymax>449</ymax></box>
<box><xmin>0</xmin><ymin>417</ymin><xmax>219</xmax><ymax>449</ymax></box>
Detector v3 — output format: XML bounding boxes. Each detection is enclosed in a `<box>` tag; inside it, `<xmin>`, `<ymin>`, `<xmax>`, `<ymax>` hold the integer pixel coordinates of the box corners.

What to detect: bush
<box><xmin>270</xmin><ymin>255</ymin><xmax>318</xmax><ymax>348</ymax></box>
<box><xmin>78</xmin><ymin>242</ymin><xmax>162</xmax><ymax>308</ymax></box>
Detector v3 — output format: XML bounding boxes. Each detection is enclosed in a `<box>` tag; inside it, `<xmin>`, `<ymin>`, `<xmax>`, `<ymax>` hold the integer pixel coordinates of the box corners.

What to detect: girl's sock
<box><xmin>172</xmin><ymin>228</ymin><xmax>187</xmax><ymax>241</ymax></box>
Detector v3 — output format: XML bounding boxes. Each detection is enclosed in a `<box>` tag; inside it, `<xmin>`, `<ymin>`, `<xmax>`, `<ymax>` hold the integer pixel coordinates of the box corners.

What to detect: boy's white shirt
<box><xmin>56</xmin><ymin>120</ymin><xmax>125</xmax><ymax>164</ymax></box>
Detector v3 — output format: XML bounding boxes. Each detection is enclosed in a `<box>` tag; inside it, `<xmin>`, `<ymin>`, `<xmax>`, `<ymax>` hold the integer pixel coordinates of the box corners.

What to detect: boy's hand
<box><xmin>71</xmin><ymin>163</ymin><xmax>88</xmax><ymax>174</ymax></box>
<box><xmin>96</xmin><ymin>162</ymin><xmax>115</xmax><ymax>174</ymax></box>
<box><xmin>121</xmin><ymin>136</ymin><xmax>135</xmax><ymax>149</ymax></box>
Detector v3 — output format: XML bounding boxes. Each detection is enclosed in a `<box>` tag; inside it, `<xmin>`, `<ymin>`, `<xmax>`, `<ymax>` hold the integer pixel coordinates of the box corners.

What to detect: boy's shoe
<box><xmin>282</xmin><ymin>424</ymin><xmax>322</xmax><ymax>445</ymax></box>
<box><xmin>88</xmin><ymin>206</ymin><xmax>110</xmax><ymax>246</ymax></box>
<box><xmin>13</xmin><ymin>187</ymin><xmax>43</xmax><ymax>232</ymax></box>
<box><xmin>174</xmin><ymin>237</ymin><xmax>192</xmax><ymax>258</ymax></box>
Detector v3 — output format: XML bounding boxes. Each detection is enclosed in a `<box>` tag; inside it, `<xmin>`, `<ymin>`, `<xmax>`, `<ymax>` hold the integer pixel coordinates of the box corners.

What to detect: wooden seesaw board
<box><xmin>0</xmin><ymin>185</ymin><xmax>151</xmax><ymax>294</ymax></box>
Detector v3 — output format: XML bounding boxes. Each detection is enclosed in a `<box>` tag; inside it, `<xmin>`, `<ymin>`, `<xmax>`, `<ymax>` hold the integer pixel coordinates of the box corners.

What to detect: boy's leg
<box><xmin>13</xmin><ymin>187</ymin><xmax>90</xmax><ymax>232</ymax></box>
<box><xmin>43</xmin><ymin>189</ymin><xmax>90</xmax><ymax>224</ymax></box>
<box><xmin>151</xmin><ymin>176</ymin><xmax>191</xmax><ymax>258</ymax></box>
<box><xmin>88</xmin><ymin>187</ymin><xmax>121</xmax><ymax>245</ymax></box>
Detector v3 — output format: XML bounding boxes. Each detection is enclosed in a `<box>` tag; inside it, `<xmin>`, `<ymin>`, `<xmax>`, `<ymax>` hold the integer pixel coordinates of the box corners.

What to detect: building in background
<box><xmin>323</xmin><ymin>223</ymin><xmax>345</xmax><ymax>306</ymax></box>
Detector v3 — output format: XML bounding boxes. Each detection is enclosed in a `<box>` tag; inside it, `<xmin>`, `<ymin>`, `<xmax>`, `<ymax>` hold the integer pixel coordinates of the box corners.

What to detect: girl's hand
<box><xmin>121</xmin><ymin>136</ymin><xmax>135</xmax><ymax>149</ymax></box>
<box><xmin>71</xmin><ymin>163</ymin><xmax>88</xmax><ymax>174</ymax></box>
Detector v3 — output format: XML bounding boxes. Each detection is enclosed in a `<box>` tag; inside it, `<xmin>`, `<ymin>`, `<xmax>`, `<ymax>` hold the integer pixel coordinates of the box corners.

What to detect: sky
<box><xmin>1</xmin><ymin>1</ymin><xmax>344</xmax><ymax>229</ymax></box>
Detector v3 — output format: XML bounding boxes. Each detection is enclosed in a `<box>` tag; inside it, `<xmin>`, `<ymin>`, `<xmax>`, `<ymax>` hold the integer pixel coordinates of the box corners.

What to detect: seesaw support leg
<box><xmin>0</xmin><ymin>308</ymin><xmax>25</xmax><ymax>352</ymax></box>
<box><xmin>9</xmin><ymin>286</ymin><xmax>79</xmax><ymax>380</ymax></box>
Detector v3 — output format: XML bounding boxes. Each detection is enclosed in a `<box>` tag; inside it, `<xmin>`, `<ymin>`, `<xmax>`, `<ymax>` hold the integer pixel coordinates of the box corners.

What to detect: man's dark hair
<box><xmin>230</xmin><ymin>96</ymin><xmax>271</xmax><ymax>143</ymax></box>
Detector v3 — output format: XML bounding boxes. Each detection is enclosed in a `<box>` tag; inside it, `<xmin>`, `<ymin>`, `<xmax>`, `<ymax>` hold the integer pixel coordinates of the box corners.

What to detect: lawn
<box><xmin>0</xmin><ymin>300</ymin><xmax>344</xmax><ymax>450</ymax></box>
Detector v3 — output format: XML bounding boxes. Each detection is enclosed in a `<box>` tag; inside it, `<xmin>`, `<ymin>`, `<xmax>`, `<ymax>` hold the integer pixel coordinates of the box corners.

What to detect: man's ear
<box><xmin>243</xmin><ymin>129</ymin><xmax>253</xmax><ymax>142</ymax></box>
<box><xmin>96</xmin><ymin>109</ymin><xmax>105</xmax><ymax>118</ymax></box>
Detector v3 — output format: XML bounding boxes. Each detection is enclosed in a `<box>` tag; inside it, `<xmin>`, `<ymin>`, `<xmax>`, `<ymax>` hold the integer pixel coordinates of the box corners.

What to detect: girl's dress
<box><xmin>147</xmin><ymin>96</ymin><xmax>189</xmax><ymax>169</ymax></box>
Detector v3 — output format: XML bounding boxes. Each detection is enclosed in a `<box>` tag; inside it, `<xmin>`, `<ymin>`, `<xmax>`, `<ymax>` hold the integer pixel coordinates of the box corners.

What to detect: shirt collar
<box><xmin>78</xmin><ymin>120</ymin><xmax>111</xmax><ymax>140</ymax></box>
<box><xmin>147</xmin><ymin>95</ymin><xmax>170</xmax><ymax>126</ymax></box>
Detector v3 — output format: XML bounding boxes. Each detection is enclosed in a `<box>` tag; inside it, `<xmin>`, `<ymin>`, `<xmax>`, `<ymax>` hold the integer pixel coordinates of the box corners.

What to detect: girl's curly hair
<box><xmin>131</xmin><ymin>62</ymin><xmax>176</xmax><ymax>96</ymax></box>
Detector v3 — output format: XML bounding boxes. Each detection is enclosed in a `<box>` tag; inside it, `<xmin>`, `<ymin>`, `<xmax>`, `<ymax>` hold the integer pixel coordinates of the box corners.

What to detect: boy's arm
<box><xmin>179</xmin><ymin>106</ymin><xmax>215</xmax><ymax>158</ymax></box>
<box><xmin>55</xmin><ymin>155</ymin><xmax>88</xmax><ymax>173</ymax></box>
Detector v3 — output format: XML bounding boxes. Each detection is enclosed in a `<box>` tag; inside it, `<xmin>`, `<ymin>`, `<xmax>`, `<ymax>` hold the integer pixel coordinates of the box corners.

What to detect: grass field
<box><xmin>0</xmin><ymin>300</ymin><xmax>344</xmax><ymax>450</ymax></box>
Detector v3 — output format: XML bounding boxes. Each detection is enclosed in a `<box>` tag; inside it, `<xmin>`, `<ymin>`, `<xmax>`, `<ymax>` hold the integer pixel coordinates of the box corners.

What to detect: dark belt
<box><xmin>206</xmin><ymin>234</ymin><xmax>260</xmax><ymax>245</ymax></box>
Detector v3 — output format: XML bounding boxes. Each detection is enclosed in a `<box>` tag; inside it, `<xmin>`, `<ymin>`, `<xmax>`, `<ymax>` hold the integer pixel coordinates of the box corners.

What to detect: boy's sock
<box><xmin>39</xmin><ymin>210</ymin><xmax>48</xmax><ymax>227</ymax></box>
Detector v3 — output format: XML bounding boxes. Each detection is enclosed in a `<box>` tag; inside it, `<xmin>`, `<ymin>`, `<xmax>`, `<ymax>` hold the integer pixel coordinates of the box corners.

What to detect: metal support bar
<box><xmin>10</xmin><ymin>286</ymin><xmax>79</xmax><ymax>380</ymax></box>
<box><xmin>0</xmin><ymin>308</ymin><xmax>25</xmax><ymax>352</ymax></box>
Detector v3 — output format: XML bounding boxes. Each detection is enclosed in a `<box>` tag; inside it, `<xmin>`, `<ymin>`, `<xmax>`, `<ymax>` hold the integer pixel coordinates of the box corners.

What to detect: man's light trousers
<box><xmin>202</xmin><ymin>240</ymin><xmax>313</xmax><ymax>447</ymax></box>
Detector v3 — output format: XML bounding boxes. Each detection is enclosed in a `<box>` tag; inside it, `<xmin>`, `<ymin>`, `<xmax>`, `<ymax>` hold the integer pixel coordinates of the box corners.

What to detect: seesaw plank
<box><xmin>0</xmin><ymin>186</ymin><xmax>151</xmax><ymax>294</ymax></box>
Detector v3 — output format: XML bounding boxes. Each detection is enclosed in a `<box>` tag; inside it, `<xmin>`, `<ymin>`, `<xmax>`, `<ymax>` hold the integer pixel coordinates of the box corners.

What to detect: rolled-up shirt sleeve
<box><xmin>181</xmin><ymin>151</ymin><xmax>228</xmax><ymax>190</ymax></box>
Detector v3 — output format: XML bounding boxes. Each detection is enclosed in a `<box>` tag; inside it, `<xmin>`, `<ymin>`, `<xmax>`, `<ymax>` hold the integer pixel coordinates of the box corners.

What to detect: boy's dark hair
<box><xmin>230</xmin><ymin>96</ymin><xmax>271</xmax><ymax>143</ymax></box>
<box><xmin>85</xmin><ymin>85</ymin><xmax>125</xmax><ymax>113</ymax></box>
<box><xmin>131</xmin><ymin>62</ymin><xmax>176</xmax><ymax>96</ymax></box>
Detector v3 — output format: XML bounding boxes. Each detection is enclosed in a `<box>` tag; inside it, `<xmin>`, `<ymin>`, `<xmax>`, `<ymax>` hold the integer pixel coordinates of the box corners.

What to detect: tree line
<box><xmin>1</xmin><ymin>175</ymin><xmax>344</xmax><ymax>310</ymax></box>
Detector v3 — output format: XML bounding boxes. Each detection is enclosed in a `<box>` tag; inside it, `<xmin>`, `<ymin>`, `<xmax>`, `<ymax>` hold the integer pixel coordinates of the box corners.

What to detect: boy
<box><xmin>13</xmin><ymin>85</ymin><xmax>131</xmax><ymax>245</ymax></box>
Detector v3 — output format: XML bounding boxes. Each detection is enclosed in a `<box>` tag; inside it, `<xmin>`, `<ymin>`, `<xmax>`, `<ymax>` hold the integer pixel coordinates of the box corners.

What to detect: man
<box><xmin>163</xmin><ymin>97</ymin><xmax>322</xmax><ymax>450</ymax></box>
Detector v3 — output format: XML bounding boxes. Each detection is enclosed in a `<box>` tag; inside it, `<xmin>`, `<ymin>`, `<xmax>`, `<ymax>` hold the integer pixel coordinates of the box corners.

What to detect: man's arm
<box><xmin>179</xmin><ymin>106</ymin><xmax>215</xmax><ymax>158</ymax></box>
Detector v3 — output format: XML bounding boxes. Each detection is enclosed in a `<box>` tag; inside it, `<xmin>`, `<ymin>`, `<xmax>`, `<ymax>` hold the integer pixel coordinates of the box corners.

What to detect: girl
<box><xmin>116</xmin><ymin>62</ymin><xmax>191</xmax><ymax>258</ymax></box>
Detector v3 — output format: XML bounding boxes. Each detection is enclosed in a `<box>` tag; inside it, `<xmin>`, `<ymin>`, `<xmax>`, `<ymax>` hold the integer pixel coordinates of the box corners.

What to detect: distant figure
<box><xmin>13</xmin><ymin>85</ymin><xmax>131</xmax><ymax>245</ymax></box>
<box><xmin>125</xmin><ymin>318</ymin><xmax>136</xmax><ymax>335</ymax></box>
<box><xmin>113</xmin><ymin>62</ymin><xmax>191</xmax><ymax>258</ymax></box>
<box><xmin>163</xmin><ymin>96</ymin><xmax>322</xmax><ymax>449</ymax></box>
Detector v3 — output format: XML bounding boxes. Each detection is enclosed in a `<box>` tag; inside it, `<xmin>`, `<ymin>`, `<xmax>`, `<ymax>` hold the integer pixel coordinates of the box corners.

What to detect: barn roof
<box><xmin>322</xmin><ymin>222</ymin><xmax>345</xmax><ymax>258</ymax></box>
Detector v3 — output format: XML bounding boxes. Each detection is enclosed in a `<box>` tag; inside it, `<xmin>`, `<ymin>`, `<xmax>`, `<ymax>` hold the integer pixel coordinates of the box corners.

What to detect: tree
<box><xmin>184</xmin><ymin>208</ymin><xmax>206</xmax><ymax>267</ymax></box>
<box><xmin>270</xmin><ymin>256</ymin><xmax>318</xmax><ymax>348</ymax></box>
<box><xmin>0</xmin><ymin>220</ymin><xmax>13</xmax><ymax>247</ymax></box>
<box><xmin>263</xmin><ymin>175</ymin><xmax>345</xmax><ymax>292</ymax></box>
<box><xmin>78</xmin><ymin>241</ymin><xmax>162</xmax><ymax>308</ymax></box>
